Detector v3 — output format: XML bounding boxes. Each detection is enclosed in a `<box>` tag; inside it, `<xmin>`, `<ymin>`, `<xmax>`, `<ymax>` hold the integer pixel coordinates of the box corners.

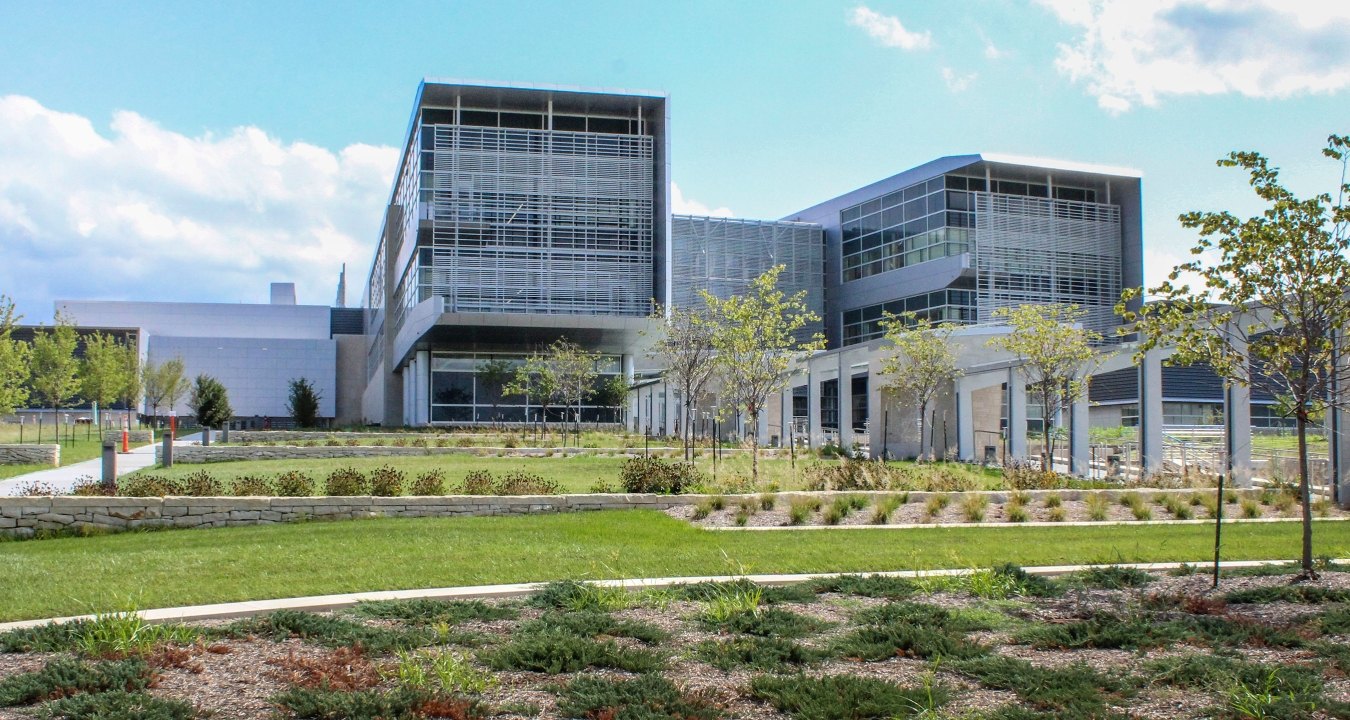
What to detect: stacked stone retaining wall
<box><xmin>102</xmin><ymin>431</ymin><xmax>154</xmax><ymax>445</ymax></box>
<box><xmin>0</xmin><ymin>445</ymin><xmax>59</xmax><ymax>466</ymax></box>
<box><xmin>158</xmin><ymin>445</ymin><xmax>779</xmax><ymax>463</ymax></box>
<box><xmin>3</xmin><ymin>488</ymin><xmax>1211</xmax><ymax>538</ymax></box>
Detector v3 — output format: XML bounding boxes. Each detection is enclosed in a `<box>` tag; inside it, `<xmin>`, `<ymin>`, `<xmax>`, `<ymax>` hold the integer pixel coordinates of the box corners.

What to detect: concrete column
<box><xmin>1331</xmin><ymin>335</ymin><xmax>1350</xmax><ymax>509</ymax></box>
<box><xmin>956</xmin><ymin>378</ymin><xmax>975</xmax><ymax>462</ymax></box>
<box><xmin>807</xmin><ymin>368</ymin><xmax>823</xmax><ymax>450</ymax></box>
<box><xmin>1224</xmin><ymin>382</ymin><xmax>1252</xmax><ymax>488</ymax></box>
<box><xmin>1139</xmin><ymin>348</ymin><xmax>1164</xmax><ymax>476</ymax></box>
<box><xmin>1070</xmin><ymin>392</ymin><xmax>1090</xmax><ymax>476</ymax></box>
<box><xmin>757</xmin><ymin>408</ymin><xmax>769</xmax><ymax>448</ymax></box>
<box><xmin>781</xmin><ymin>385</ymin><xmax>793</xmax><ymax>450</ymax></box>
<box><xmin>663</xmin><ymin>382</ymin><xmax>678</xmax><ymax>437</ymax></box>
<box><xmin>415</xmin><ymin>350</ymin><xmax>431</xmax><ymax>426</ymax></box>
<box><xmin>837</xmin><ymin>354</ymin><xmax>851</xmax><ymax>452</ymax></box>
<box><xmin>868</xmin><ymin>364</ymin><xmax>885</xmax><ymax>459</ymax></box>
<box><xmin>101</xmin><ymin>440</ymin><xmax>116</xmax><ymax>489</ymax></box>
<box><xmin>381</xmin><ymin>205</ymin><xmax>404</xmax><ymax>426</ymax></box>
<box><xmin>1008</xmin><ymin>369</ymin><xmax>1028</xmax><ymax>460</ymax></box>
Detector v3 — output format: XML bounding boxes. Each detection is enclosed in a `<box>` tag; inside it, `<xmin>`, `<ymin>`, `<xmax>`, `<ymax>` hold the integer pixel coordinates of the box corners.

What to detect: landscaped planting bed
<box><xmin>670</xmin><ymin>487</ymin><xmax>1350</xmax><ymax>528</ymax></box>
<box><xmin>2</xmin><ymin>565</ymin><xmax>1349</xmax><ymax>719</ymax></box>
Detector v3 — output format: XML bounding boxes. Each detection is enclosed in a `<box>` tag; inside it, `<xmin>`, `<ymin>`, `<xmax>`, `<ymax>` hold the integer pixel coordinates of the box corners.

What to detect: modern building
<box><xmin>361</xmin><ymin>80</ymin><xmax>670</xmax><ymax>427</ymax></box>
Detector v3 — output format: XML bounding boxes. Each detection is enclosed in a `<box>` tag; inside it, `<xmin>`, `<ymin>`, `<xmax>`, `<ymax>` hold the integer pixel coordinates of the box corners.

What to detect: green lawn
<box><xmin>1</xmin><ymin>511</ymin><xmax>1345</xmax><ymax>622</ymax></box>
<box><xmin>0</xmin><ymin>422</ymin><xmax>125</xmax><ymax>481</ymax></box>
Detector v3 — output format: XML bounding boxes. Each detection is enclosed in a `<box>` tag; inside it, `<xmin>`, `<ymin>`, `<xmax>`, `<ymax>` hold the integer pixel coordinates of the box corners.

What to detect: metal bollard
<box><xmin>101</xmin><ymin>440</ymin><xmax>117</xmax><ymax>491</ymax></box>
<box><xmin>162</xmin><ymin>432</ymin><xmax>174</xmax><ymax>468</ymax></box>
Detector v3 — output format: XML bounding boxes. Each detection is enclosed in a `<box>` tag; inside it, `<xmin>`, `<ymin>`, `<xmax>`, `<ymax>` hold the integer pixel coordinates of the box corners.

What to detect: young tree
<box><xmin>550</xmin><ymin>339</ymin><xmax>600</xmax><ymax>437</ymax></box>
<box><xmin>1119</xmin><ymin>134</ymin><xmax>1350</xmax><ymax>577</ymax></box>
<box><xmin>593</xmin><ymin>375</ymin><xmax>630</xmax><ymax>426</ymax></box>
<box><xmin>505</xmin><ymin>348</ymin><xmax>562</xmax><ymax>433</ymax></box>
<box><xmin>189</xmin><ymin>374</ymin><xmax>233</xmax><ymax>429</ymax></box>
<box><xmin>703</xmin><ymin>265</ymin><xmax>825</xmax><ymax>482</ymax></box>
<box><xmin>475</xmin><ymin>358</ymin><xmax>516</xmax><ymax>427</ymax></box>
<box><xmin>118</xmin><ymin>342</ymin><xmax>142</xmax><ymax>427</ymax></box>
<box><xmin>79</xmin><ymin>332</ymin><xmax>123</xmax><ymax>429</ymax></box>
<box><xmin>647</xmin><ymin>304</ymin><xmax>718</xmax><ymax>461</ymax></box>
<box><xmin>29</xmin><ymin>313</ymin><xmax>81</xmax><ymax>422</ymax></box>
<box><xmin>142</xmin><ymin>357</ymin><xmax>189</xmax><ymax>424</ymax></box>
<box><xmin>0</xmin><ymin>295</ymin><xmax>29</xmax><ymax>416</ymax></box>
<box><xmin>987</xmin><ymin>304</ymin><xmax>1100</xmax><ymax>472</ymax></box>
<box><xmin>878</xmin><ymin>312</ymin><xmax>962</xmax><ymax>461</ymax></box>
<box><xmin>287</xmin><ymin>377</ymin><xmax>322</xmax><ymax>427</ymax></box>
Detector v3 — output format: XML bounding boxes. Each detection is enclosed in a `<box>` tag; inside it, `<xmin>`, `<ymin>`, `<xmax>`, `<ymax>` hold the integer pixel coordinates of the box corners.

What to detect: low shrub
<box><xmin>0</xmin><ymin>657</ymin><xmax>152</xmax><ymax>706</ymax></box>
<box><xmin>234</xmin><ymin>610</ymin><xmax>433</xmax><ymax>654</ymax></box>
<box><xmin>951</xmin><ymin>655</ymin><xmax>1124</xmax><ymax>717</ymax></box>
<box><xmin>519</xmin><ymin>610</ymin><xmax>668</xmax><ymax>645</ymax></box>
<box><xmin>700</xmin><ymin>607</ymin><xmax>830</xmax><ymax>639</ymax></box>
<box><xmin>351</xmin><ymin>599</ymin><xmax>517</xmax><ymax>626</ymax></box>
<box><xmin>619</xmin><ymin>456</ymin><xmax>703</xmax><ymax>494</ymax></box>
<box><xmin>272</xmin><ymin>687</ymin><xmax>486</xmax><ymax>720</ymax></box>
<box><xmin>267</xmin><ymin>647</ymin><xmax>381</xmax><ymax>692</ymax></box>
<box><xmin>750</xmin><ymin>673</ymin><xmax>948</xmax><ymax>719</ymax></box>
<box><xmin>1067</xmin><ymin>566</ymin><xmax>1154</xmax><ymax>590</ymax></box>
<box><xmin>369</xmin><ymin>465</ymin><xmax>405</xmax><ymax>497</ymax></box>
<box><xmin>117</xmin><ymin>475</ymin><xmax>181</xmax><ymax>497</ymax></box>
<box><xmin>1223</xmin><ymin>586</ymin><xmax>1350</xmax><ymax>605</ymax></box>
<box><xmin>35</xmin><ymin>690</ymin><xmax>198</xmax><ymax>720</ymax></box>
<box><xmin>410</xmin><ymin>469</ymin><xmax>446</xmax><ymax>496</ymax></box>
<box><xmin>483</xmin><ymin>631</ymin><xmax>663</xmax><ymax>674</ymax></box>
<box><xmin>230</xmin><ymin>475</ymin><xmax>274</xmax><ymax>497</ymax></box>
<box><xmin>324</xmin><ymin>467</ymin><xmax>370</xmax><ymax>496</ymax></box>
<box><xmin>1004</xmin><ymin>460</ymin><xmax>1067</xmax><ymax>490</ymax></box>
<box><xmin>696</xmin><ymin>636</ymin><xmax>821</xmax><ymax>671</ymax></box>
<box><xmin>558</xmin><ymin>674</ymin><xmax>723</xmax><ymax>720</ymax></box>
<box><xmin>812</xmin><ymin>574</ymin><xmax>917</xmax><ymax>599</ymax></box>
<box><xmin>493</xmin><ymin>470</ymin><xmax>560</xmax><ymax>495</ymax></box>
<box><xmin>805</xmin><ymin>458</ymin><xmax>907</xmax><ymax>491</ymax></box>
<box><xmin>832</xmin><ymin>619</ymin><xmax>987</xmax><ymax>661</ymax></box>
<box><xmin>274</xmin><ymin>470</ymin><xmax>315</xmax><ymax>497</ymax></box>
<box><xmin>179</xmin><ymin>470</ymin><xmax>222</xmax><ymax>496</ymax></box>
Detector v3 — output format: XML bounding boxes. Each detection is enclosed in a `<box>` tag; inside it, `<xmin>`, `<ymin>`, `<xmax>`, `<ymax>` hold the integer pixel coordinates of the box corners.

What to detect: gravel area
<box><xmin>1</xmin><ymin>568</ymin><xmax>1348</xmax><ymax>719</ymax></box>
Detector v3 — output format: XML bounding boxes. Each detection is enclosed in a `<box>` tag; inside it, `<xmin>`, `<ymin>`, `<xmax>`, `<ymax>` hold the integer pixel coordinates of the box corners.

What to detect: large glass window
<box><xmin>842</xmin><ymin>289</ymin><xmax>978</xmax><ymax>345</ymax></box>
<box><xmin>428</xmin><ymin>351</ymin><xmax>624</xmax><ymax>425</ymax></box>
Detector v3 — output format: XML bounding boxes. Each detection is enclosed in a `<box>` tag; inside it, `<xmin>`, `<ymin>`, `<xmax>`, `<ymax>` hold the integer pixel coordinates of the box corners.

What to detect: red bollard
<box><xmin>122</xmin><ymin>428</ymin><xmax>129</xmax><ymax>454</ymax></box>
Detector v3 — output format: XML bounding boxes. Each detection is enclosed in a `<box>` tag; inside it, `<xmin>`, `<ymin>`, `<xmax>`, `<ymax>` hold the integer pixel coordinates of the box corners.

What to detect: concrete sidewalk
<box><xmin>2</xmin><ymin>558</ymin><xmax>1339</xmax><ymax>631</ymax></box>
<box><xmin>0</xmin><ymin>433</ymin><xmax>201</xmax><ymax>496</ymax></box>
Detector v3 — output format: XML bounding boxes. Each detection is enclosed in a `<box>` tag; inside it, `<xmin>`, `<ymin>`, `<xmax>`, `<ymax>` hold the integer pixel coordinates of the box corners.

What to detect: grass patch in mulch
<box><xmin>518</xmin><ymin>610</ymin><xmax>669</xmax><ymax>645</ymax></box>
<box><xmin>951</xmin><ymin>655</ymin><xmax>1130</xmax><ymax>718</ymax></box>
<box><xmin>698</xmin><ymin>607</ymin><xmax>832</xmax><ymax>639</ymax></box>
<box><xmin>694</xmin><ymin>636</ymin><xmax>822</xmax><ymax>671</ymax></box>
<box><xmin>557</xmin><ymin>674</ymin><xmax>725</xmax><ymax>719</ymax></box>
<box><xmin>1061</xmin><ymin>565</ymin><xmax>1156</xmax><ymax>590</ymax></box>
<box><xmin>482</xmin><ymin>630</ymin><xmax>663</xmax><ymax>674</ymax></box>
<box><xmin>1015</xmin><ymin>611</ymin><xmax>1304</xmax><ymax>651</ymax></box>
<box><xmin>230</xmin><ymin>610</ymin><xmax>435</xmax><ymax>654</ymax></box>
<box><xmin>672</xmin><ymin>578</ymin><xmax>818</xmax><ymax>605</ymax></box>
<box><xmin>749</xmin><ymin>673</ymin><xmax>948</xmax><ymax>719</ymax></box>
<box><xmin>34</xmin><ymin>690</ymin><xmax>199</xmax><ymax>720</ymax></box>
<box><xmin>811</xmin><ymin>574</ymin><xmax>919</xmax><ymax>599</ymax></box>
<box><xmin>348</xmin><ymin>599</ymin><xmax>518</xmax><ymax>625</ymax></box>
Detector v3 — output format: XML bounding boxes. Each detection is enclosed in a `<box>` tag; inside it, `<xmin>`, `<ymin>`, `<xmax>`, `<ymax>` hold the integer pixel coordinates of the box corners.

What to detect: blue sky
<box><xmin>1</xmin><ymin>0</ymin><xmax>1347</xmax><ymax>318</ymax></box>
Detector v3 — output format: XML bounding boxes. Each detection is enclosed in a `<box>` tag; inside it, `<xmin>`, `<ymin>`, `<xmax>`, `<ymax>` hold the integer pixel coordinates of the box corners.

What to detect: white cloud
<box><xmin>1142</xmin><ymin>246</ymin><xmax>1212</xmax><ymax>298</ymax></box>
<box><xmin>941</xmin><ymin>67</ymin><xmax>977</xmax><ymax>93</ymax></box>
<box><xmin>848</xmin><ymin>6</ymin><xmax>933</xmax><ymax>51</ymax></box>
<box><xmin>670</xmin><ymin>183</ymin><xmax>733</xmax><ymax>218</ymax></box>
<box><xmin>1038</xmin><ymin>0</ymin><xmax>1350</xmax><ymax>113</ymax></box>
<box><xmin>984</xmin><ymin>42</ymin><xmax>1007</xmax><ymax>60</ymax></box>
<box><xmin>0</xmin><ymin>96</ymin><xmax>398</xmax><ymax>318</ymax></box>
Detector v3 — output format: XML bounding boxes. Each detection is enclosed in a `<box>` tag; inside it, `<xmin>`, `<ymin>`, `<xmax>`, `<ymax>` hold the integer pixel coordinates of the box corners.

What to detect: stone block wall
<box><xmin>0</xmin><ymin>445</ymin><xmax>59</xmax><ymax>466</ymax></box>
<box><xmin>103</xmin><ymin>431</ymin><xmax>154</xmax><ymax>446</ymax></box>
<box><xmin>0</xmin><ymin>488</ymin><xmax>1212</xmax><ymax>539</ymax></box>
<box><xmin>155</xmin><ymin>445</ymin><xmax>632</xmax><ymax>464</ymax></box>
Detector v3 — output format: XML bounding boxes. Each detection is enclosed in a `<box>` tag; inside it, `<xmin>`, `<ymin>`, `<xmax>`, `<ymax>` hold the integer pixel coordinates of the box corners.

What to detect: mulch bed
<box><xmin>1</xmin><ymin>568</ymin><xmax>1349</xmax><ymax>719</ymax></box>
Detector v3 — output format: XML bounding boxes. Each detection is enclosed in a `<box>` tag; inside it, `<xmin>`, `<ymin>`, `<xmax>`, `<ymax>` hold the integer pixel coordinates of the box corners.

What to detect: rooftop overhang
<box><xmin>391</xmin><ymin>297</ymin><xmax>656</xmax><ymax>367</ymax></box>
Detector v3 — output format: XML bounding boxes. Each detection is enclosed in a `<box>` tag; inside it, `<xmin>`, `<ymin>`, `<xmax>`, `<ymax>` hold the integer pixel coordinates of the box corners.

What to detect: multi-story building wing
<box><xmin>363</xmin><ymin>80</ymin><xmax>670</xmax><ymax>426</ymax></box>
<box><xmin>783</xmin><ymin>154</ymin><xmax>1142</xmax><ymax>348</ymax></box>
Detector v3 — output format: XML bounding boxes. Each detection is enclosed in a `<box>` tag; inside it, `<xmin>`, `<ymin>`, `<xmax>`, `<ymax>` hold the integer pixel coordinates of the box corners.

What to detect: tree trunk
<box><xmin>750</xmin><ymin>410</ymin><xmax>760</xmax><ymax>483</ymax></box>
<box><xmin>1042</xmin><ymin>397</ymin><xmax>1053</xmax><ymax>473</ymax></box>
<box><xmin>918</xmin><ymin>402</ymin><xmax>928</xmax><ymax>463</ymax></box>
<box><xmin>1297</xmin><ymin>410</ymin><xmax>1315</xmax><ymax>576</ymax></box>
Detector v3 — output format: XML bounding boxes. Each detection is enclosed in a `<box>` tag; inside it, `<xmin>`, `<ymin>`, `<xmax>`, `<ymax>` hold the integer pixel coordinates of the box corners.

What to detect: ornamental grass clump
<box><xmin>1085</xmin><ymin>493</ymin><xmax>1110</xmax><ymax>521</ymax></box>
<box><xmin>870</xmin><ymin>493</ymin><xmax>906</xmax><ymax>524</ymax></box>
<box><xmin>961</xmin><ymin>494</ymin><xmax>988</xmax><ymax>523</ymax></box>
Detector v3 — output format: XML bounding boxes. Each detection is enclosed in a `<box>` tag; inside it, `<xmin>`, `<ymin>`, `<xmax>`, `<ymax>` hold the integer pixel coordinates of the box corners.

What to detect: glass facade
<box><xmin>429</xmin><ymin>351</ymin><xmax>623</xmax><ymax>424</ymax></box>
<box><xmin>841</xmin><ymin>289</ymin><xmax>977</xmax><ymax>345</ymax></box>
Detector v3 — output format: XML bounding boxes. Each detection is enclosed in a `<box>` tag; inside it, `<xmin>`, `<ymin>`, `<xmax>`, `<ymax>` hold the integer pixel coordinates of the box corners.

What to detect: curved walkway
<box><xmin>3</xmin><ymin>558</ymin><xmax>1342</xmax><ymax>631</ymax></box>
<box><xmin>0</xmin><ymin>433</ymin><xmax>200</xmax><ymax>496</ymax></box>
